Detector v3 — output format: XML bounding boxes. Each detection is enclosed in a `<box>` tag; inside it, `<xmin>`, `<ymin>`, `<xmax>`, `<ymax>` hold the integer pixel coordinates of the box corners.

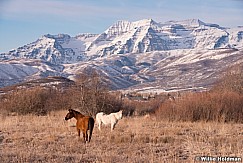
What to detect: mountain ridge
<box><xmin>0</xmin><ymin>18</ymin><xmax>243</xmax><ymax>91</ymax></box>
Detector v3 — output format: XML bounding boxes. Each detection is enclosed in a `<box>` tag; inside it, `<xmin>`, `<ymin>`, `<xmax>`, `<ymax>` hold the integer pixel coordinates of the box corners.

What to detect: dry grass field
<box><xmin>0</xmin><ymin>110</ymin><xmax>242</xmax><ymax>163</ymax></box>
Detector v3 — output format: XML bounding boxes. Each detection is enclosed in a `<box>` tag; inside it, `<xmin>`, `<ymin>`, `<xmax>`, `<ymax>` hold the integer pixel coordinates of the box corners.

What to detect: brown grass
<box><xmin>0</xmin><ymin>111</ymin><xmax>242</xmax><ymax>162</ymax></box>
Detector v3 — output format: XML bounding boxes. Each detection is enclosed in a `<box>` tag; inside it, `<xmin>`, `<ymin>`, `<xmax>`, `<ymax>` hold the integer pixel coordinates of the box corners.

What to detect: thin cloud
<box><xmin>0</xmin><ymin>0</ymin><xmax>121</xmax><ymax>20</ymax></box>
<box><xmin>0</xmin><ymin>0</ymin><xmax>173</xmax><ymax>22</ymax></box>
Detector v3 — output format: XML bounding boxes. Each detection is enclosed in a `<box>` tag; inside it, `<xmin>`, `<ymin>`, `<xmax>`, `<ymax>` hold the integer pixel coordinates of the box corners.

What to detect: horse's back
<box><xmin>77</xmin><ymin>116</ymin><xmax>92</xmax><ymax>130</ymax></box>
<box><xmin>96</xmin><ymin>112</ymin><xmax>105</xmax><ymax>123</ymax></box>
<box><xmin>96</xmin><ymin>112</ymin><xmax>105</xmax><ymax>118</ymax></box>
<box><xmin>110</xmin><ymin>111</ymin><xmax>122</xmax><ymax>120</ymax></box>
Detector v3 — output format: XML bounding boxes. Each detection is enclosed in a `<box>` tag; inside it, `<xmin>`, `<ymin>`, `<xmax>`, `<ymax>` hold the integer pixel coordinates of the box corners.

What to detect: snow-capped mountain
<box><xmin>0</xmin><ymin>34</ymin><xmax>98</xmax><ymax>64</ymax></box>
<box><xmin>1</xmin><ymin>19</ymin><xmax>243</xmax><ymax>91</ymax></box>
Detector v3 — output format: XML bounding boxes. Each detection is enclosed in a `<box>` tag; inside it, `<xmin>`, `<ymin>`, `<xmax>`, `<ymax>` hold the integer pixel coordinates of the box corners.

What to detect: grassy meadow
<box><xmin>1</xmin><ymin>68</ymin><xmax>243</xmax><ymax>162</ymax></box>
<box><xmin>0</xmin><ymin>110</ymin><xmax>242</xmax><ymax>163</ymax></box>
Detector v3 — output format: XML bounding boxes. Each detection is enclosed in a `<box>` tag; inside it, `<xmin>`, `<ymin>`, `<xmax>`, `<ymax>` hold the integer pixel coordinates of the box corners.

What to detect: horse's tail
<box><xmin>88</xmin><ymin>117</ymin><xmax>95</xmax><ymax>142</ymax></box>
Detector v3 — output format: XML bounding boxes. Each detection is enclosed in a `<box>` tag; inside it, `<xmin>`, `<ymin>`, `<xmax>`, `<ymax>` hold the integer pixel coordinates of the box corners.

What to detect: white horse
<box><xmin>96</xmin><ymin>110</ymin><xmax>123</xmax><ymax>131</ymax></box>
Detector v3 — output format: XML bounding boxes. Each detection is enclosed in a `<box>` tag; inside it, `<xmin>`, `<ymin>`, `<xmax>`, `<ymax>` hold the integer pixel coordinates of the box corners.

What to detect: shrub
<box><xmin>155</xmin><ymin>91</ymin><xmax>243</xmax><ymax>123</ymax></box>
<box><xmin>0</xmin><ymin>87</ymin><xmax>72</xmax><ymax>116</ymax></box>
<box><xmin>213</xmin><ymin>63</ymin><xmax>243</xmax><ymax>94</ymax></box>
<box><xmin>155</xmin><ymin>64</ymin><xmax>243</xmax><ymax>123</ymax></box>
<box><xmin>1</xmin><ymin>87</ymin><xmax>49</xmax><ymax>115</ymax></box>
<box><xmin>122</xmin><ymin>97</ymin><xmax>163</xmax><ymax>116</ymax></box>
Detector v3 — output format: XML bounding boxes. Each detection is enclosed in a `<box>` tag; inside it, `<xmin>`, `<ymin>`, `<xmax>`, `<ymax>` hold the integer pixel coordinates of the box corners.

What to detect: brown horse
<box><xmin>65</xmin><ymin>109</ymin><xmax>94</xmax><ymax>143</ymax></box>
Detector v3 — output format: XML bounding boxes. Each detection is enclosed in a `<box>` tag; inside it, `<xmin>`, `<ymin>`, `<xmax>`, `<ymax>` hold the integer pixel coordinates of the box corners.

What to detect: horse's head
<box><xmin>64</xmin><ymin>109</ymin><xmax>75</xmax><ymax>120</ymax></box>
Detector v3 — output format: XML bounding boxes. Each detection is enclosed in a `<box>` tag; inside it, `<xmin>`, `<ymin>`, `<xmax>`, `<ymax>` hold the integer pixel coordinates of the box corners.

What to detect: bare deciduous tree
<box><xmin>69</xmin><ymin>70</ymin><xmax>119</xmax><ymax>116</ymax></box>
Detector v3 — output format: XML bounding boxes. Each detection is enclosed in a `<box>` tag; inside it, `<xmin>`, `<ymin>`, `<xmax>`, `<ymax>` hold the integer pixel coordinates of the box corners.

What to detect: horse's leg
<box><xmin>85</xmin><ymin>130</ymin><xmax>88</xmax><ymax>142</ymax></box>
<box><xmin>82</xmin><ymin>132</ymin><xmax>86</xmax><ymax>142</ymax></box>
<box><xmin>111</xmin><ymin>123</ymin><xmax>115</xmax><ymax>131</ymax></box>
<box><xmin>88</xmin><ymin>118</ymin><xmax>94</xmax><ymax>142</ymax></box>
<box><xmin>111</xmin><ymin>121</ymin><xmax>118</xmax><ymax>131</ymax></box>
<box><xmin>88</xmin><ymin>133</ymin><xmax>92</xmax><ymax>142</ymax></box>
<box><xmin>77</xmin><ymin>129</ymin><xmax>81</xmax><ymax>138</ymax></box>
<box><xmin>98</xmin><ymin>121</ymin><xmax>102</xmax><ymax>131</ymax></box>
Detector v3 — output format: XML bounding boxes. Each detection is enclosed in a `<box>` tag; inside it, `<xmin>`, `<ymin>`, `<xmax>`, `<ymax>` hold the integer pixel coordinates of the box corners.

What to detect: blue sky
<box><xmin>0</xmin><ymin>0</ymin><xmax>243</xmax><ymax>53</ymax></box>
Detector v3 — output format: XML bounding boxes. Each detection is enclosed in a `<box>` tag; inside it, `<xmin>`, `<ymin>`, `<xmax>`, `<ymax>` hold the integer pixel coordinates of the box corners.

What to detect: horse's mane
<box><xmin>69</xmin><ymin>109</ymin><xmax>84</xmax><ymax>116</ymax></box>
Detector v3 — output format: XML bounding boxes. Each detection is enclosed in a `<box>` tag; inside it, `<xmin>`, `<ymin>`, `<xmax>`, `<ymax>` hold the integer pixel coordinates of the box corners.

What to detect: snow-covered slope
<box><xmin>0</xmin><ymin>19</ymin><xmax>243</xmax><ymax>91</ymax></box>
<box><xmin>62</xmin><ymin>48</ymin><xmax>243</xmax><ymax>90</ymax></box>
<box><xmin>0</xmin><ymin>60</ymin><xmax>38</xmax><ymax>87</ymax></box>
